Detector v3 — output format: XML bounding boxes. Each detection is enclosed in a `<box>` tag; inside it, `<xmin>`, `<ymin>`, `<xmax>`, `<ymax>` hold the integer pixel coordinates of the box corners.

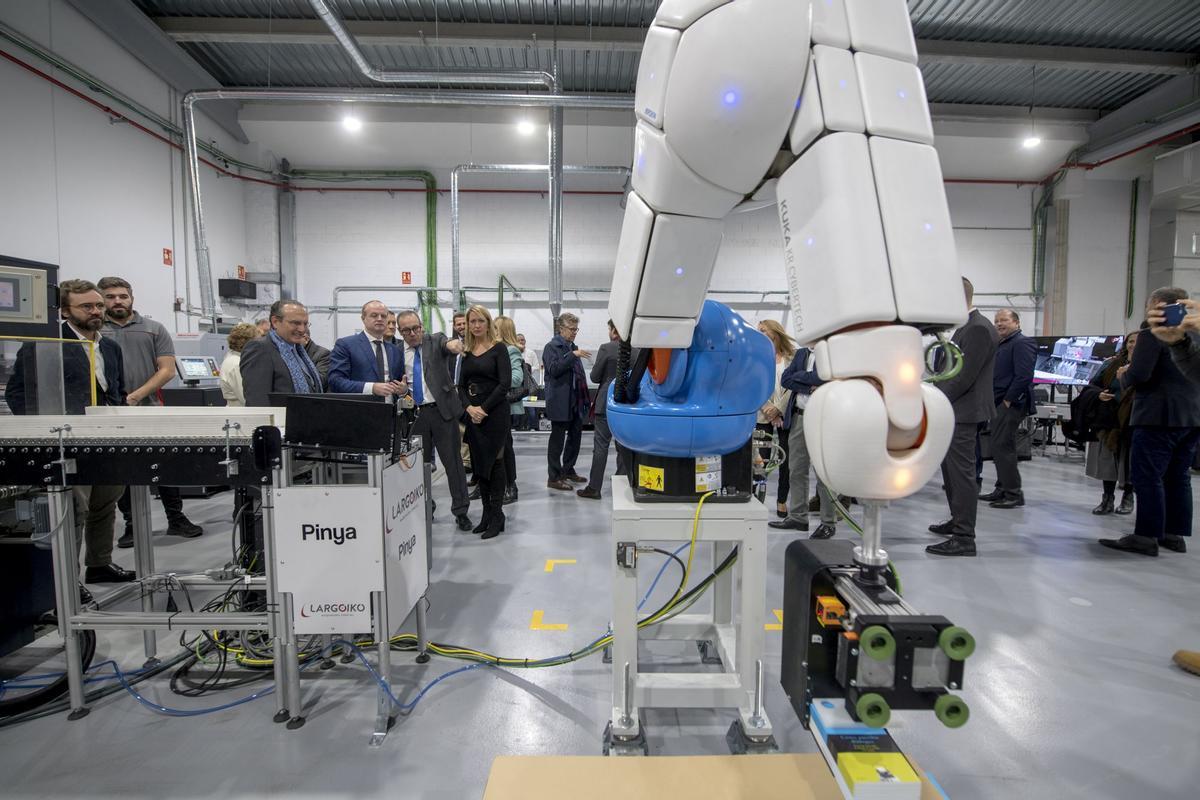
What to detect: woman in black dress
<box><xmin>458</xmin><ymin>304</ymin><xmax>512</xmax><ymax>540</ymax></box>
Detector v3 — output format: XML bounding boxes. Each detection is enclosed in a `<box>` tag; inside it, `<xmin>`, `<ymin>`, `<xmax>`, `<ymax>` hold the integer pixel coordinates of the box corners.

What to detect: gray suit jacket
<box><xmin>415</xmin><ymin>332</ymin><xmax>463</xmax><ymax>422</ymax></box>
<box><xmin>937</xmin><ymin>309</ymin><xmax>999</xmax><ymax>424</ymax></box>
<box><xmin>240</xmin><ymin>336</ymin><xmax>297</xmax><ymax>407</ymax></box>
<box><xmin>590</xmin><ymin>340</ymin><xmax>624</xmax><ymax>417</ymax></box>
<box><xmin>305</xmin><ymin>339</ymin><xmax>331</xmax><ymax>385</ymax></box>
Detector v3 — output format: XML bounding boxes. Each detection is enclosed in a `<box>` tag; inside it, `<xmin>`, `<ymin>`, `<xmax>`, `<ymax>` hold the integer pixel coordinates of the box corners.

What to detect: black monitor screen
<box><xmin>1033</xmin><ymin>335</ymin><xmax>1124</xmax><ymax>386</ymax></box>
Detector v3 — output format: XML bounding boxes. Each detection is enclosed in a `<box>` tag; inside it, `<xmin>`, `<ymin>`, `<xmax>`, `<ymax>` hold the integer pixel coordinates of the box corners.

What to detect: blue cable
<box><xmin>332</xmin><ymin>640</ymin><xmax>485</xmax><ymax>712</ymax></box>
<box><xmin>94</xmin><ymin>659</ymin><xmax>276</xmax><ymax>717</ymax></box>
<box><xmin>637</xmin><ymin>542</ymin><xmax>690</xmax><ymax>611</ymax></box>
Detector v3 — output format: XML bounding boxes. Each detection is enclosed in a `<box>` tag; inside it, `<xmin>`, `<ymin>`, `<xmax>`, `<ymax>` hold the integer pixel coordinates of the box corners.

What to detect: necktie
<box><xmin>373</xmin><ymin>339</ymin><xmax>387</xmax><ymax>382</ymax></box>
<box><xmin>412</xmin><ymin>346</ymin><xmax>425</xmax><ymax>405</ymax></box>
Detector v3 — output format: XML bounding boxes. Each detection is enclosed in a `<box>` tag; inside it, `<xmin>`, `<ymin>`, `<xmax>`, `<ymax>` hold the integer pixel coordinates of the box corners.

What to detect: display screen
<box><xmin>177</xmin><ymin>356</ymin><xmax>219</xmax><ymax>379</ymax></box>
<box><xmin>0</xmin><ymin>276</ymin><xmax>18</xmax><ymax>312</ymax></box>
<box><xmin>1032</xmin><ymin>335</ymin><xmax>1123</xmax><ymax>386</ymax></box>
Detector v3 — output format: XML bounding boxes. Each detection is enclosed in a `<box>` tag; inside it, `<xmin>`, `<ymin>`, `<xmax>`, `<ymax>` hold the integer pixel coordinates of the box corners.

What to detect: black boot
<box><xmin>1092</xmin><ymin>494</ymin><xmax>1115</xmax><ymax>515</ymax></box>
<box><xmin>1116</xmin><ymin>490</ymin><xmax>1135</xmax><ymax>515</ymax></box>
<box><xmin>482</xmin><ymin>510</ymin><xmax>505</xmax><ymax>540</ymax></box>
<box><xmin>503</xmin><ymin>484</ymin><xmax>518</xmax><ymax>505</ymax></box>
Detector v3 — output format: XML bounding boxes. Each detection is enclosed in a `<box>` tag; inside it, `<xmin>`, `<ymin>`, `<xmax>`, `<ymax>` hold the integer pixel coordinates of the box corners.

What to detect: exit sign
<box><xmin>401</xmin><ymin>271</ymin><xmax>412</xmax><ymax>285</ymax></box>
<box><xmin>162</xmin><ymin>248</ymin><xmax>173</xmax><ymax>266</ymax></box>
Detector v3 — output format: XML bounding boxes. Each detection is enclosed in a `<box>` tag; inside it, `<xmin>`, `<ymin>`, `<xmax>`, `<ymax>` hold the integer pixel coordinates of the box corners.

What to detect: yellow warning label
<box><xmin>638</xmin><ymin>465</ymin><xmax>665</xmax><ymax>492</ymax></box>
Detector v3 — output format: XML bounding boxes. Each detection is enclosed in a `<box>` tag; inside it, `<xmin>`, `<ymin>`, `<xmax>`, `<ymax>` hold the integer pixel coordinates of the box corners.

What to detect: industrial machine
<box><xmin>603</xmin><ymin>0</ymin><xmax>972</xmax><ymax>789</ymax></box>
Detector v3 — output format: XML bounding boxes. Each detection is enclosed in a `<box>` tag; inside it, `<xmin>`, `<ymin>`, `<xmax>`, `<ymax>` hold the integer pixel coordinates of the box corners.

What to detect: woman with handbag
<box><xmin>458</xmin><ymin>305</ymin><xmax>513</xmax><ymax>540</ymax></box>
<box><xmin>1085</xmin><ymin>332</ymin><xmax>1139</xmax><ymax>515</ymax></box>
<box><xmin>496</xmin><ymin>316</ymin><xmax>529</xmax><ymax>504</ymax></box>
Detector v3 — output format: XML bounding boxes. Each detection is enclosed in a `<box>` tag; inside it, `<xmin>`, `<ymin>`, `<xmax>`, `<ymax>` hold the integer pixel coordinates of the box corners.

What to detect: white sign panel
<box><xmin>382</xmin><ymin>454</ymin><xmax>430</xmax><ymax>633</ymax></box>
<box><xmin>274</xmin><ymin>485</ymin><xmax>384</xmax><ymax>634</ymax></box>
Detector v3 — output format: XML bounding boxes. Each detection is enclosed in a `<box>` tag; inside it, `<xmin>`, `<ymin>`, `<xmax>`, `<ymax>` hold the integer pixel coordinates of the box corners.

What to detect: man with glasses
<box><xmin>395</xmin><ymin>310</ymin><xmax>473</xmax><ymax>531</ymax></box>
<box><xmin>5</xmin><ymin>280</ymin><xmax>135</xmax><ymax>596</ymax></box>
<box><xmin>240</xmin><ymin>300</ymin><xmax>324</xmax><ymax>407</ymax></box>
<box><xmin>543</xmin><ymin>312</ymin><xmax>592</xmax><ymax>490</ymax></box>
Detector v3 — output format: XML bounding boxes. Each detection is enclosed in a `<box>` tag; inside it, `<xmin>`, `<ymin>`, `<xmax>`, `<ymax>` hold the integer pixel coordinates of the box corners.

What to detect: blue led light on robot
<box><xmin>806</xmin><ymin>236</ymin><xmax>815</xmax><ymax>247</ymax></box>
<box><xmin>676</xmin><ymin>267</ymin><xmax>685</xmax><ymax>276</ymax></box>
<box><xmin>924</xmin><ymin>222</ymin><xmax>934</xmax><ymax>232</ymax></box>
<box><xmin>723</xmin><ymin>90</ymin><xmax>739</xmax><ymax>107</ymax></box>
<box><xmin>897</xmin><ymin>89</ymin><xmax>908</xmax><ymax>100</ymax></box>
<box><xmin>839</xmin><ymin>79</ymin><xmax>848</xmax><ymax>89</ymax></box>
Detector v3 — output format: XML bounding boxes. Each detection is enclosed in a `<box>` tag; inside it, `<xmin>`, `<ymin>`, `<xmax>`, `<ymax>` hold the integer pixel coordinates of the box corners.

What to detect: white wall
<box><xmin>0</xmin><ymin>0</ymin><xmax>252</xmax><ymax>335</ymax></box>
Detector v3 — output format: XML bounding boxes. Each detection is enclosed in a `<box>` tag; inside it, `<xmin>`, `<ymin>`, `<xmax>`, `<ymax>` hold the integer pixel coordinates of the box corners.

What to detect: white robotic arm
<box><xmin>608</xmin><ymin>0</ymin><xmax>966</xmax><ymax>507</ymax></box>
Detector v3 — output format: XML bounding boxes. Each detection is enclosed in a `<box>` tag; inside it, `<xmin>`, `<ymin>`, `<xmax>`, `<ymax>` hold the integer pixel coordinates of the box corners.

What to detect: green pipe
<box><xmin>497</xmin><ymin>274</ymin><xmax>520</xmax><ymax>317</ymax></box>
<box><xmin>1125</xmin><ymin>179</ymin><xmax>1139</xmax><ymax>321</ymax></box>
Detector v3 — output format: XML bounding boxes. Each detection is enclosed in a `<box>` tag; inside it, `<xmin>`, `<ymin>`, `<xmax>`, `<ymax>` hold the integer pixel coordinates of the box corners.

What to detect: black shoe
<box><xmin>1116</xmin><ymin>492</ymin><xmax>1134</xmax><ymax>515</ymax></box>
<box><xmin>503</xmin><ymin>485</ymin><xmax>518</xmax><ymax>505</ymax></box>
<box><xmin>809</xmin><ymin>523</ymin><xmax>836</xmax><ymax>540</ymax></box>
<box><xmin>926</xmin><ymin>536</ymin><xmax>976</xmax><ymax>557</ymax></box>
<box><xmin>990</xmin><ymin>493</ymin><xmax>1025</xmax><ymax>509</ymax></box>
<box><xmin>776</xmin><ymin>504</ymin><xmax>788</xmax><ymax>519</ymax></box>
<box><xmin>84</xmin><ymin>563</ymin><xmax>136</xmax><ymax>583</ymax></box>
<box><xmin>78</xmin><ymin>583</ymin><xmax>94</xmax><ymax>605</ymax></box>
<box><xmin>564</xmin><ymin>473</ymin><xmax>588</xmax><ymax>484</ymax></box>
<box><xmin>1098</xmin><ymin>535</ymin><xmax>1158</xmax><ymax>556</ymax></box>
<box><xmin>166</xmin><ymin>516</ymin><xmax>203</xmax><ymax>538</ymax></box>
<box><xmin>1092</xmin><ymin>495</ymin><xmax>1115</xmax><ymax>515</ymax></box>
<box><xmin>117</xmin><ymin>527</ymin><xmax>134</xmax><ymax>549</ymax></box>
<box><xmin>432</xmin><ymin>499</ymin><xmax>437</xmax><ymax>514</ymax></box>
<box><xmin>768</xmin><ymin>518</ymin><xmax>808</xmax><ymax>532</ymax></box>
<box><xmin>467</xmin><ymin>475</ymin><xmax>479</xmax><ymax>487</ymax></box>
<box><xmin>978</xmin><ymin>489</ymin><xmax>1004</xmax><ymax>502</ymax></box>
<box><xmin>1162</xmin><ymin>535</ymin><xmax>1187</xmax><ymax>553</ymax></box>
<box><xmin>577</xmin><ymin>487</ymin><xmax>602</xmax><ymax>499</ymax></box>
<box><xmin>473</xmin><ymin>514</ymin><xmax>492</xmax><ymax>534</ymax></box>
<box><xmin>455</xmin><ymin>514</ymin><xmax>473</xmax><ymax>532</ymax></box>
<box><xmin>468</xmin><ymin>486</ymin><xmax>481</xmax><ymax>501</ymax></box>
<box><xmin>547</xmin><ymin>479</ymin><xmax>573</xmax><ymax>491</ymax></box>
<box><xmin>928</xmin><ymin>520</ymin><xmax>955</xmax><ymax>536</ymax></box>
<box><xmin>481</xmin><ymin>513</ymin><xmax>505</xmax><ymax>540</ymax></box>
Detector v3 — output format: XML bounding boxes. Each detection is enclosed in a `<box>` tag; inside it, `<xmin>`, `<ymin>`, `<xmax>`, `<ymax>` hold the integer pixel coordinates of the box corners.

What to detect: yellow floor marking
<box><xmin>530</xmin><ymin>610</ymin><xmax>568</xmax><ymax>631</ymax></box>
<box><xmin>765</xmin><ymin>609</ymin><xmax>784</xmax><ymax>631</ymax></box>
<box><xmin>544</xmin><ymin>558</ymin><xmax>577</xmax><ymax>573</ymax></box>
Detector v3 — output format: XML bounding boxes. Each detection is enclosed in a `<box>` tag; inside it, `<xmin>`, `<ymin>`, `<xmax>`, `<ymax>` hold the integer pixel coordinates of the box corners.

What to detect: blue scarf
<box><xmin>269</xmin><ymin>330</ymin><xmax>321</xmax><ymax>393</ymax></box>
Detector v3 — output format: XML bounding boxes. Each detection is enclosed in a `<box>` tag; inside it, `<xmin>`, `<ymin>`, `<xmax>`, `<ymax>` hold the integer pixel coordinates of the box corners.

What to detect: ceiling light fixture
<box><xmin>1023</xmin><ymin>136</ymin><xmax>1042</xmax><ymax>149</ymax></box>
<box><xmin>517</xmin><ymin>120</ymin><xmax>537</xmax><ymax>136</ymax></box>
<box><xmin>1022</xmin><ymin>66</ymin><xmax>1040</xmax><ymax>150</ymax></box>
<box><xmin>342</xmin><ymin>115</ymin><xmax>362</xmax><ymax>132</ymax></box>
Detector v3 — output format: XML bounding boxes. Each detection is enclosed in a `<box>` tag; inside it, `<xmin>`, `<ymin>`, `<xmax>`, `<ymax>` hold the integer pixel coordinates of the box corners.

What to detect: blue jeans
<box><xmin>1130</xmin><ymin>426</ymin><xmax>1200</xmax><ymax>540</ymax></box>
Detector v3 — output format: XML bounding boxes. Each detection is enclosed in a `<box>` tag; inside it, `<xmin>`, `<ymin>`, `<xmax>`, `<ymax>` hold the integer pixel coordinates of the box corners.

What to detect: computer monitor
<box><xmin>175</xmin><ymin>355</ymin><xmax>220</xmax><ymax>382</ymax></box>
<box><xmin>267</xmin><ymin>392</ymin><xmax>386</xmax><ymax>407</ymax></box>
<box><xmin>1032</xmin><ymin>335</ymin><xmax>1124</xmax><ymax>387</ymax></box>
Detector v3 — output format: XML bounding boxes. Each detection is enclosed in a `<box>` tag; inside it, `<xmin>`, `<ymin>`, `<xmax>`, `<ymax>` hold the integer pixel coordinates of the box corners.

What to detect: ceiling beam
<box><xmin>65</xmin><ymin>1</ymin><xmax>248</xmax><ymax>142</ymax></box>
<box><xmin>155</xmin><ymin>17</ymin><xmax>1199</xmax><ymax>75</ymax></box>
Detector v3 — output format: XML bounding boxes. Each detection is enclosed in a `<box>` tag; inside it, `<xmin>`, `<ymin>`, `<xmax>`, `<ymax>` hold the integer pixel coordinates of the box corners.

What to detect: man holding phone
<box><xmin>327</xmin><ymin>300</ymin><xmax>408</xmax><ymax>398</ymax></box>
<box><xmin>1099</xmin><ymin>287</ymin><xmax>1200</xmax><ymax>557</ymax></box>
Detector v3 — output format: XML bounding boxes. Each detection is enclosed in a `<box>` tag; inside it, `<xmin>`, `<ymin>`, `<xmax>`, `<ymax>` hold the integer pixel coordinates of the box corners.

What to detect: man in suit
<box><xmin>327</xmin><ymin>300</ymin><xmax>407</xmax><ymax>398</ymax></box>
<box><xmin>980</xmin><ymin>309</ymin><xmax>1037</xmax><ymax>509</ymax></box>
<box><xmin>1100</xmin><ymin>287</ymin><xmax>1200</xmax><ymax>556</ymax></box>
<box><xmin>770</xmin><ymin>346</ymin><xmax>838</xmax><ymax>538</ymax></box>
<box><xmin>544</xmin><ymin>312</ymin><xmax>592</xmax><ymax>490</ymax></box>
<box><xmin>394</xmin><ymin>310</ymin><xmax>472</xmax><ymax>531</ymax></box>
<box><xmin>928</xmin><ymin>277</ymin><xmax>999</xmax><ymax>557</ymax></box>
<box><xmin>5</xmin><ymin>279</ymin><xmax>134</xmax><ymax>591</ymax></box>
<box><xmin>578</xmin><ymin>320</ymin><xmax>628</xmax><ymax>499</ymax></box>
<box><xmin>240</xmin><ymin>299</ymin><xmax>324</xmax><ymax>407</ymax></box>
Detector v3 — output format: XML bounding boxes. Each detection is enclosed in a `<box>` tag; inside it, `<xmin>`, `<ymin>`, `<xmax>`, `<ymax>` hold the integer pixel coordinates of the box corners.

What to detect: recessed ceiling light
<box><xmin>342</xmin><ymin>115</ymin><xmax>362</xmax><ymax>132</ymax></box>
<box><xmin>1022</xmin><ymin>136</ymin><xmax>1042</xmax><ymax>149</ymax></box>
<box><xmin>517</xmin><ymin>120</ymin><xmax>537</xmax><ymax>136</ymax></box>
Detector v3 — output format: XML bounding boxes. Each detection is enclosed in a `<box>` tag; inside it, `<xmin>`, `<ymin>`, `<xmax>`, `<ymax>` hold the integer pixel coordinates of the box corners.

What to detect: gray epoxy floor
<box><xmin>1</xmin><ymin>434</ymin><xmax>1199</xmax><ymax>799</ymax></box>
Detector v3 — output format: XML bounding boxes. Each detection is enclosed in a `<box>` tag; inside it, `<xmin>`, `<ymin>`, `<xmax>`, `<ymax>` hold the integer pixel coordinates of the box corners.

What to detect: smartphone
<box><xmin>1162</xmin><ymin>303</ymin><xmax>1186</xmax><ymax>327</ymax></box>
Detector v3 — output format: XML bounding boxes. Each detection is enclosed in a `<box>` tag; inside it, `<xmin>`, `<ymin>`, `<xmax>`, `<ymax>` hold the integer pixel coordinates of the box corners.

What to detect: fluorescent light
<box><xmin>342</xmin><ymin>115</ymin><xmax>362</xmax><ymax>132</ymax></box>
<box><xmin>517</xmin><ymin>120</ymin><xmax>537</xmax><ymax>136</ymax></box>
<box><xmin>1022</xmin><ymin>136</ymin><xmax>1042</xmax><ymax>149</ymax></box>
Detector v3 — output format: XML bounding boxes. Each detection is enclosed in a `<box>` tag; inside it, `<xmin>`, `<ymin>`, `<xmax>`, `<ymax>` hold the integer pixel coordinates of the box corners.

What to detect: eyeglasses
<box><xmin>71</xmin><ymin>303</ymin><xmax>106</xmax><ymax>312</ymax></box>
<box><xmin>563</xmin><ymin>325</ymin><xmax>579</xmax><ymax>332</ymax></box>
<box><xmin>398</xmin><ymin>326</ymin><xmax>423</xmax><ymax>335</ymax></box>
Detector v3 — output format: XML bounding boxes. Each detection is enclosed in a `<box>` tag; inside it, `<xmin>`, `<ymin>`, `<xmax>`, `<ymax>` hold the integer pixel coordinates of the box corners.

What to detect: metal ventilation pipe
<box><xmin>450</xmin><ymin>164</ymin><xmax>631</xmax><ymax>316</ymax></box>
<box><xmin>308</xmin><ymin>0</ymin><xmax>555</xmax><ymax>90</ymax></box>
<box><xmin>181</xmin><ymin>88</ymin><xmax>633</xmax><ymax>325</ymax></box>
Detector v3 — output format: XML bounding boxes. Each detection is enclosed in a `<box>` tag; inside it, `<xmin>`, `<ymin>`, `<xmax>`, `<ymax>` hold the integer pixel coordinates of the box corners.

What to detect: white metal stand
<box><xmin>607</xmin><ymin>481</ymin><xmax>773</xmax><ymax>752</ymax></box>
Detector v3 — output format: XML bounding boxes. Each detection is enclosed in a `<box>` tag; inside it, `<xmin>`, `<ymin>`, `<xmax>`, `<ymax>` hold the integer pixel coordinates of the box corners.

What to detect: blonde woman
<box><xmin>458</xmin><ymin>305</ymin><xmax>512</xmax><ymax>539</ymax></box>
<box><xmin>220</xmin><ymin>322</ymin><xmax>261</xmax><ymax>406</ymax></box>
<box><xmin>757</xmin><ymin>319</ymin><xmax>797</xmax><ymax>518</ymax></box>
<box><xmin>495</xmin><ymin>316</ymin><xmax>527</xmax><ymax>504</ymax></box>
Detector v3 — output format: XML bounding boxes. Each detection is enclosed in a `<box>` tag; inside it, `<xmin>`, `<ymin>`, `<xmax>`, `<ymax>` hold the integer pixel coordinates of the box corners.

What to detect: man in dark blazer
<box><xmin>5</xmin><ymin>279</ymin><xmax>133</xmax><ymax>588</ymax></box>
<box><xmin>980</xmin><ymin>309</ymin><xmax>1037</xmax><ymax>509</ymax></box>
<box><xmin>578</xmin><ymin>320</ymin><xmax>629</xmax><ymax>499</ymax></box>
<box><xmin>928</xmin><ymin>278</ymin><xmax>999</xmax><ymax>557</ymax></box>
<box><xmin>327</xmin><ymin>300</ymin><xmax>407</xmax><ymax>397</ymax></box>
<box><xmin>543</xmin><ymin>312</ymin><xmax>592</xmax><ymax>490</ymax></box>
<box><xmin>1100</xmin><ymin>287</ymin><xmax>1200</xmax><ymax>557</ymax></box>
<box><xmin>304</xmin><ymin>336</ymin><xmax>331</xmax><ymax>386</ymax></box>
<box><xmin>394</xmin><ymin>310</ymin><xmax>472</xmax><ymax>531</ymax></box>
<box><xmin>240</xmin><ymin>300</ymin><xmax>324</xmax><ymax>407</ymax></box>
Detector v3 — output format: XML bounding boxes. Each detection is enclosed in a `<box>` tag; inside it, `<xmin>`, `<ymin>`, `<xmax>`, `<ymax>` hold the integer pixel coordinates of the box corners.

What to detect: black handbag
<box><xmin>506</xmin><ymin>362</ymin><xmax>537</xmax><ymax>403</ymax></box>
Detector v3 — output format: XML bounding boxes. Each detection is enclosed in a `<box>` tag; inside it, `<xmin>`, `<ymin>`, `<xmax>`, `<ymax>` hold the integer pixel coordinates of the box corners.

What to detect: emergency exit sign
<box><xmin>401</xmin><ymin>272</ymin><xmax>412</xmax><ymax>285</ymax></box>
<box><xmin>162</xmin><ymin>248</ymin><xmax>173</xmax><ymax>266</ymax></box>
